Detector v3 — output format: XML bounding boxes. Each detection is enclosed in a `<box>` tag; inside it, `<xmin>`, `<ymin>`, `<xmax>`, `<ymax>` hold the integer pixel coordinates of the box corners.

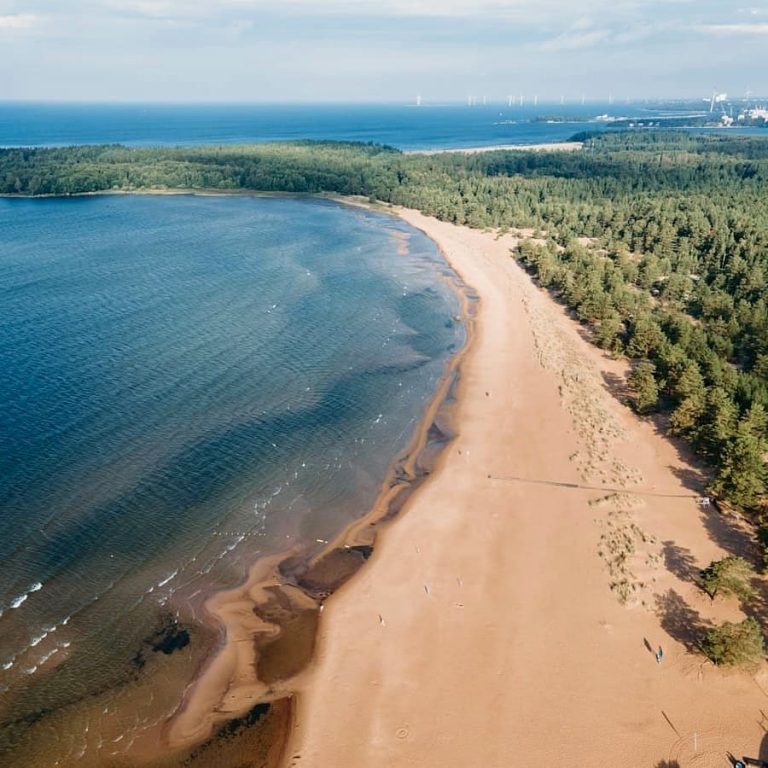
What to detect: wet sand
<box><xmin>284</xmin><ymin>209</ymin><xmax>768</xmax><ymax>767</ymax></box>
<box><xmin>154</xmin><ymin>211</ymin><xmax>476</xmax><ymax>761</ymax></box>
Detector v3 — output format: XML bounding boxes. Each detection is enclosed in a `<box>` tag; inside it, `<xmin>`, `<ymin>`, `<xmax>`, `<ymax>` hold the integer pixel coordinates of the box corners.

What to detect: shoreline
<box><xmin>284</xmin><ymin>207</ymin><xmax>768</xmax><ymax>766</ymax></box>
<box><xmin>0</xmin><ymin>189</ymin><xmax>477</xmax><ymax>767</ymax></box>
<box><xmin>405</xmin><ymin>141</ymin><xmax>583</xmax><ymax>155</ymax></box>
<box><xmin>8</xmin><ymin>191</ymin><xmax>767</xmax><ymax>765</ymax></box>
<box><xmin>139</xmin><ymin>197</ymin><xmax>480</xmax><ymax>760</ymax></box>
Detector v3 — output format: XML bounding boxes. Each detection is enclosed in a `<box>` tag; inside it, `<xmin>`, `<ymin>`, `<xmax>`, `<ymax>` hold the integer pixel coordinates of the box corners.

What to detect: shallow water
<box><xmin>0</xmin><ymin>195</ymin><xmax>464</xmax><ymax>765</ymax></box>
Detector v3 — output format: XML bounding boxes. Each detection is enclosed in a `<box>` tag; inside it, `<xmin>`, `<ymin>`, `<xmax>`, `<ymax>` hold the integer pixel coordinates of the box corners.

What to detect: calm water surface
<box><xmin>1</xmin><ymin>101</ymin><xmax>762</xmax><ymax>149</ymax></box>
<box><xmin>0</xmin><ymin>195</ymin><xmax>464</xmax><ymax>765</ymax></box>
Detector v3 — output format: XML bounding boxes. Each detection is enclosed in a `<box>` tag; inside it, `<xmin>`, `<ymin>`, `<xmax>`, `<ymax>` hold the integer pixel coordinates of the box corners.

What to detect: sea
<box><xmin>0</xmin><ymin>100</ymin><xmax>763</xmax><ymax>150</ymax></box>
<box><xmin>0</xmin><ymin>194</ymin><xmax>464</xmax><ymax>765</ymax></box>
<box><xmin>0</xmin><ymin>100</ymin><xmax>763</xmax><ymax>766</ymax></box>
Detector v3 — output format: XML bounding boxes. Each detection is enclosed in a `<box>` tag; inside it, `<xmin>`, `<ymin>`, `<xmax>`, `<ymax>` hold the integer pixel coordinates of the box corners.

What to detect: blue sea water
<box><xmin>0</xmin><ymin>101</ymin><xmax>762</xmax><ymax>150</ymax></box>
<box><xmin>0</xmin><ymin>98</ymin><xmax>763</xmax><ymax>765</ymax></box>
<box><xmin>0</xmin><ymin>194</ymin><xmax>464</xmax><ymax>765</ymax></box>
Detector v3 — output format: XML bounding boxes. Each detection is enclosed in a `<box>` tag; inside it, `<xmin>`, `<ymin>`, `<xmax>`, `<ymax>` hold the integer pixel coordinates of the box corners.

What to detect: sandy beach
<box><xmin>406</xmin><ymin>141</ymin><xmax>583</xmax><ymax>155</ymax></box>
<box><xmin>283</xmin><ymin>209</ymin><xmax>768</xmax><ymax>767</ymax></box>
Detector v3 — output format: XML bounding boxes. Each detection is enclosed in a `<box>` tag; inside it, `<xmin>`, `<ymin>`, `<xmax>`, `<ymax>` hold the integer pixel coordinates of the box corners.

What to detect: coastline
<box><xmin>7</xmin><ymin>191</ymin><xmax>767</xmax><ymax>765</ymax></box>
<box><xmin>284</xmin><ymin>207</ymin><xmax>768</xmax><ymax>766</ymax></box>
<box><xmin>136</xmin><ymin>197</ymin><xmax>480</xmax><ymax>761</ymax></box>
<box><xmin>0</xmin><ymin>190</ymin><xmax>475</xmax><ymax>767</ymax></box>
<box><xmin>405</xmin><ymin>141</ymin><xmax>583</xmax><ymax>155</ymax></box>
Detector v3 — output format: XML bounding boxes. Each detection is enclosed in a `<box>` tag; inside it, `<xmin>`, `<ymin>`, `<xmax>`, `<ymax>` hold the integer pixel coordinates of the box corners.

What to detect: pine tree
<box><xmin>595</xmin><ymin>312</ymin><xmax>624</xmax><ymax>354</ymax></box>
<box><xmin>699</xmin><ymin>555</ymin><xmax>756</xmax><ymax>600</ymax></box>
<box><xmin>709</xmin><ymin>420</ymin><xmax>767</xmax><ymax>509</ymax></box>
<box><xmin>628</xmin><ymin>361</ymin><xmax>659</xmax><ymax>414</ymax></box>
<box><xmin>673</xmin><ymin>361</ymin><xmax>705</xmax><ymax>402</ymax></box>
<box><xmin>697</xmin><ymin>387</ymin><xmax>738</xmax><ymax>461</ymax></box>
<box><xmin>703</xmin><ymin>617</ymin><xmax>765</xmax><ymax>667</ymax></box>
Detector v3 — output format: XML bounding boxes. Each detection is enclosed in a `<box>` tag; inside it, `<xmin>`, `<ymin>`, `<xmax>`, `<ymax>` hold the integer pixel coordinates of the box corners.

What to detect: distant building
<box><xmin>737</xmin><ymin>107</ymin><xmax>768</xmax><ymax>125</ymax></box>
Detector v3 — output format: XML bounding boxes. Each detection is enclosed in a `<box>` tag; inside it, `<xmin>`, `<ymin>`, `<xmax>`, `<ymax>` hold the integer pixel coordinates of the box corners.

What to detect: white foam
<box><xmin>156</xmin><ymin>570</ymin><xmax>178</xmax><ymax>589</ymax></box>
<box><xmin>5</xmin><ymin>581</ymin><xmax>45</xmax><ymax>613</ymax></box>
<box><xmin>37</xmin><ymin>647</ymin><xmax>59</xmax><ymax>666</ymax></box>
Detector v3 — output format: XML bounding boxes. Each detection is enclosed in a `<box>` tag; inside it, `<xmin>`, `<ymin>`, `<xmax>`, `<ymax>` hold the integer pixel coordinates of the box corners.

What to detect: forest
<box><xmin>2</xmin><ymin>132</ymin><xmax>767</xmax><ymax>520</ymax></box>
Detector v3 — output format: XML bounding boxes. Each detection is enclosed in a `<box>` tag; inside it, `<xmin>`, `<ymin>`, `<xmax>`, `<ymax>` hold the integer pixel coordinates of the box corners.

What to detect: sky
<box><xmin>0</xmin><ymin>0</ymin><xmax>766</xmax><ymax>102</ymax></box>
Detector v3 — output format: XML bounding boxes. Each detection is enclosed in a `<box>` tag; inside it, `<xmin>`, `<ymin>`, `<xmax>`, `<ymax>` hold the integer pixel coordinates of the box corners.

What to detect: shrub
<box><xmin>702</xmin><ymin>617</ymin><xmax>765</xmax><ymax>667</ymax></box>
<box><xmin>699</xmin><ymin>556</ymin><xmax>755</xmax><ymax>601</ymax></box>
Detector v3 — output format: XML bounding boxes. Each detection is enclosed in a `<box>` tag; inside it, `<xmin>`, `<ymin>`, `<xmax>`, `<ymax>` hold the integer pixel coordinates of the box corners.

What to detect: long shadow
<box><xmin>655</xmin><ymin>761</ymin><xmax>681</xmax><ymax>768</ymax></box>
<box><xmin>699</xmin><ymin>504</ymin><xmax>759</xmax><ymax>566</ymax></box>
<box><xmin>646</xmin><ymin>411</ymin><xmax>711</xmax><ymax>493</ymax></box>
<box><xmin>667</xmin><ymin>464</ymin><xmax>708</xmax><ymax>494</ymax></box>
<box><xmin>601</xmin><ymin>370</ymin><xmax>631</xmax><ymax>403</ymax></box>
<box><xmin>742</xmin><ymin>578</ymin><xmax>768</xmax><ymax>644</ymax></box>
<box><xmin>655</xmin><ymin>589</ymin><xmax>711</xmax><ymax>653</ymax></box>
<box><xmin>661</xmin><ymin>540</ymin><xmax>700</xmax><ymax>584</ymax></box>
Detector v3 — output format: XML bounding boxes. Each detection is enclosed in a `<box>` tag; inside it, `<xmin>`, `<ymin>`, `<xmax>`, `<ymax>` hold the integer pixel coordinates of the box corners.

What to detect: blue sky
<box><xmin>1</xmin><ymin>0</ymin><xmax>766</xmax><ymax>102</ymax></box>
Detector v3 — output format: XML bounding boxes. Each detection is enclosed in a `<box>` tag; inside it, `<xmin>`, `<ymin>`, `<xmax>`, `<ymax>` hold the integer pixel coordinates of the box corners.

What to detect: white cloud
<box><xmin>250</xmin><ymin>0</ymin><xmax>667</xmax><ymax>17</ymax></box>
<box><xmin>699</xmin><ymin>22</ymin><xmax>768</xmax><ymax>34</ymax></box>
<box><xmin>541</xmin><ymin>28</ymin><xmax>612</xmax><ymax>50</ymax></box>
<box><xmin>103</xmin><ymin>0</ymin><xmax>680</xmax><ymax>22</ymax></box>
<box><xmin>0</xmin><ymin>13</ymin><xmax>36</xmax><ymax>28</ymax></box>
<box><xmin>103</xmin><ymin>0</ymin><xmax>205</xmax><ymax>19</ymax></box>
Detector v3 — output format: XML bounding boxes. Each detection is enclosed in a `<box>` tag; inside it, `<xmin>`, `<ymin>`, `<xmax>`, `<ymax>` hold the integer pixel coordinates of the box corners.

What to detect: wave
<box><xmin>156</xmin><ymin>570</ymin><xmax>178</xmax><ymax>589</ymax></box>
<box><xmin>0</xmin><ymin>614</ymin><xmax>73</xmax><ymax>674</ymax></box>
<box><xmin>0</xmin><ymin>581</ymin><xmax>44</xmax><ymax>617</ymax></box>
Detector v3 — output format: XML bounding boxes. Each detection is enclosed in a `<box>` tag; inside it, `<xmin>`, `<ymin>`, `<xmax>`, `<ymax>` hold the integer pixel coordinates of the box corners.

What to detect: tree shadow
<box><xmin>646</xmin><ymin>411</ymin><xmax>711</xmax><ymax>492</ymax></box>
<box><xmin>601</xmin><ymin>370</ymin><xmax>631</xmax><ymax>403</ymax></box>
<box><xmin>654</xmin><ymin>589</ymin><xmax>711</xmax><ymax>653</ymax></box>
<box><xmin>742</xmin><ymin>579</ymin><xmax>768</xmax><ymax>644</ymax></box>
<box><xmin>699</xmin><ymin>504</ymin><xmax>759</xmax><ymax>566</ymax></box>
<box><xmin>666</xmin><ymin>464</ymin><xmax>708</xmax><ymax>494</ymax></box>
<box><xmin>655</xmin><ymin>761</ymin><xmax>681</xmax><ymax>768</ymax></box>
<box><xmin>573</xmin><ymin>321</ymin><xmax>597</xmax><ymax>346</ymax></box>
<box><xmin>661</xmin><ymin>540</ymin><xmax>700</xmax><ymax>584</ymax></box>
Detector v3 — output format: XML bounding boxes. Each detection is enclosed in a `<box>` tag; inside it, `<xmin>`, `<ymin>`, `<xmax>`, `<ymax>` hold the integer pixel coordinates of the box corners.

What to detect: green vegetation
<box><xmin>699</xmin><ymin>556</ymin><xmax>756</xmax><ymax>601</ymax></box>
<box><xmin>757</xmin><ymin>525</ymin><xmax>768</xmax><ymax>572</ymax></box>
<box><xmin>627</xmin><ymin>361</ymin><xmax>659</xmax><ymax>414</ymax></box>
<box><xmin>702</xmin><ymin>617</ymin><xmax>765</xmax><ymax>667</ymax></box>
<box><xmin>2</xmin><ymin>131</ymin><xmax>768</xmax><ymax>513</ymax></box>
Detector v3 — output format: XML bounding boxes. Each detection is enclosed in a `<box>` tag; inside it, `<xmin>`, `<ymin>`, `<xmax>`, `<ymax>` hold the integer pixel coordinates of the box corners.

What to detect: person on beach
<box><xmin>658</xmin><ymin>646</ymin><xmax>663</xmax><ymax>662</ymax></box>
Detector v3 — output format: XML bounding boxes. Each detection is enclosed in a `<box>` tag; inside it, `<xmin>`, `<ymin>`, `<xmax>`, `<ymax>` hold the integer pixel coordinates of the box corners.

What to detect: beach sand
<box><xmin>283</xmin><ymin>209</ymin><xmax>768</xmax><ymax>767</ymax></box>
<box><xmin>406</xmin><ymin>141</ymin><xmax>583</xmax><ymax>155</ymax></box>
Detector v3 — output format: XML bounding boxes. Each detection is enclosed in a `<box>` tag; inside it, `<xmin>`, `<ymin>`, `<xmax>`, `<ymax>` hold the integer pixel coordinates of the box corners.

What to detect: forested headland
<box><xmin>3</xmin><ymin>132</ymin><xmax>768</xmax><ymax>523</ymax></box>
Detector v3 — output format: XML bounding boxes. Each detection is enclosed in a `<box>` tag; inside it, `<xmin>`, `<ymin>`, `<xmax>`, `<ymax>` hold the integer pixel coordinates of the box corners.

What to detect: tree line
<box><xmin>2</xmin><ymin>132</ymin><xmax>767</xmax><ymax>517</ymax></box>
